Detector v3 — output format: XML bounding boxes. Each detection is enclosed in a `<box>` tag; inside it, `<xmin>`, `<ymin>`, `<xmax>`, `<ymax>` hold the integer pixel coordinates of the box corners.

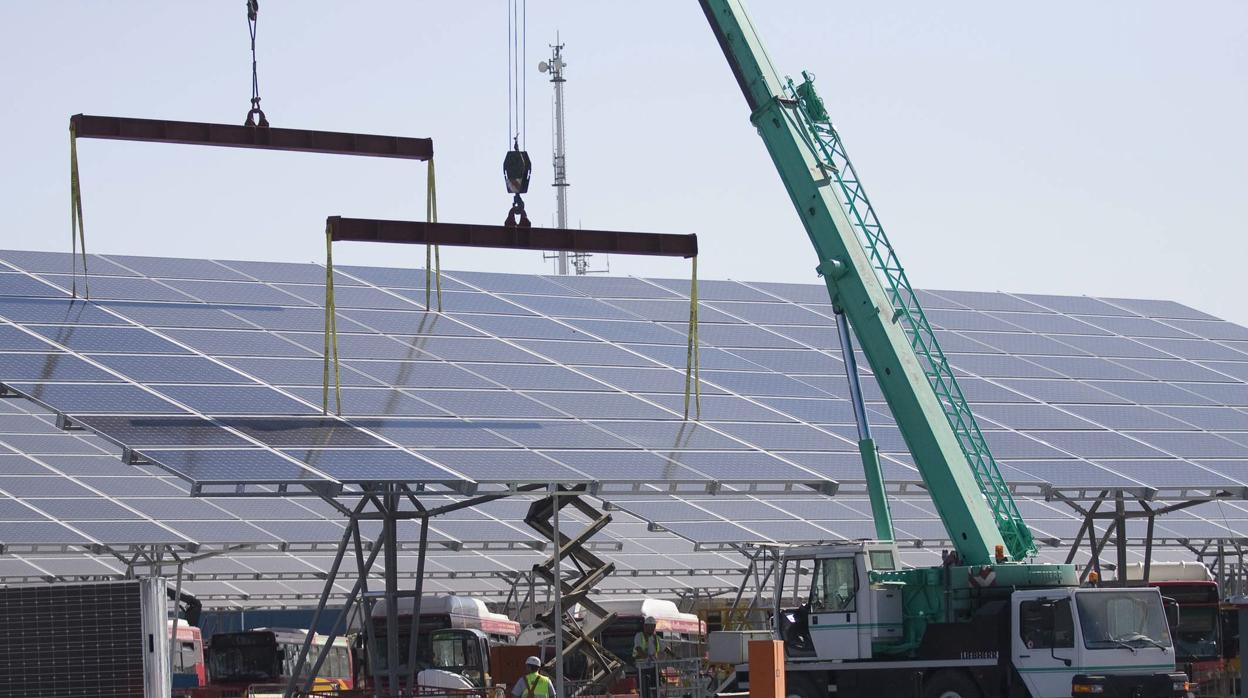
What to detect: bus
<box><xmin>206</xmin><ymin>628</ymin><xmax>353</xmax><ymax>696</ymax></box>
<box><xmin>361</xmin><ymin>595</ymin><xmax>522</xmax><ymax>691</ymax></box>
<box><xmin>169</xmin><ymin>620</ymin><xmax>207</xmax><ymax>695</ymax></box>
<box><xmin>1122</xmin><ymin>562</ymin><xmax>1223</xmax><ymax>687</ymax></box>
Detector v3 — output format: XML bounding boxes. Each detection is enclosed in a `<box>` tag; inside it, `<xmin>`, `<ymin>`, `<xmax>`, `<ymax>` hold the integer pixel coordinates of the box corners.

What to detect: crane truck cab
<box><xmin>711</xmin><ymin>542</ymin><xmax>1190</xmax><ymax>698</ymax></box>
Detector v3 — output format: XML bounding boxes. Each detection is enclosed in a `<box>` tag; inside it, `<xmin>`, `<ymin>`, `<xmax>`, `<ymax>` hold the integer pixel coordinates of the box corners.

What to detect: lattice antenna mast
<box><xmin>540</xmin><ymin>40</ymin><xmax>589</xmax><ymax>274</ymax></box>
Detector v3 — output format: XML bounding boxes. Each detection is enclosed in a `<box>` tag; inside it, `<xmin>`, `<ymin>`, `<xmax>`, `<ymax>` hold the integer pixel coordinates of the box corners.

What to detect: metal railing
<box><xmin>635</xmin><ymin>659</ymin><xmax>712</xmax><ymax>698</ymax></box>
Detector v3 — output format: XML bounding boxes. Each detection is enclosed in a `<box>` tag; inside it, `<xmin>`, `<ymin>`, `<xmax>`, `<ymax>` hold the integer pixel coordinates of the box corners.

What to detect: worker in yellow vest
<box><xmin>511</xmin><ymin>656</ymin><xmax>556</xmax><ymax>698</ymax></box>
<box><xmin>633</xmin><ymin>616</ymin><xmax>664</xmax><ymax>662</ymax></box>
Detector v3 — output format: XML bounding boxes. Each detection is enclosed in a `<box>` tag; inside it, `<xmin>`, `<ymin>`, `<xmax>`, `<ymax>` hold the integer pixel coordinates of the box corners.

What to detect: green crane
<box><xmin>698</xmin><ymin>0</ymin><xmax>1034</xmax><ymax>566</ymax></box>
<box><xmin>695</xmin><ymin>9</ymin><xmax>1190</xmax><ymax>696</ymax></box>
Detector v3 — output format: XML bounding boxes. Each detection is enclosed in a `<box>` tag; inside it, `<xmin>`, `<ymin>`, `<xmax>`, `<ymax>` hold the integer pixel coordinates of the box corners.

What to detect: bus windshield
<box><xmin>1172</xmin><ymin>606</ymin><xmax>1219</xmax><ymax>661</ymax></box>
<box><xmin>208</xmin><ymin>640</ymin><xmax>278</xmax><ymax>682</ymax></box>
<box><xmin>1076</xmin><ymin>590</ymin><xmax>1173</xmax><ymax>650</ymax></box>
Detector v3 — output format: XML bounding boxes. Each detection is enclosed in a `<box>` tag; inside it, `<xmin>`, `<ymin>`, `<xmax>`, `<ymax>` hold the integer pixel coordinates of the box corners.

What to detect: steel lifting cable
<box><xmin>506</xmin><ymin>0</ymin><xmax>527</xmax><ymax>149</ymax></box>
<box><xmin>244</xmin><ymin>0</ymin><xmax>268</xmax><ymax>127</ymax></box>
<box><xmin>683</xmin><ymin>257</ymin><xmax>701</xmax><ymax>420</ymax></box>
<box><xmin>424</xmin><ymin>159</ymin><xmax>442</xmax><ymax>312</ymax></box>
<box><xmin>68</xmin><ymin>123</ymin><xmax>89</xmax><ymax>299</ymax></box>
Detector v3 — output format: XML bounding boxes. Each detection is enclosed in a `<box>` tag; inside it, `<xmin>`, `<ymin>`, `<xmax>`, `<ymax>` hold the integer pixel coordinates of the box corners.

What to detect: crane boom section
<box><xmin>700</xmin><ymin>0</ymin><xmax>1014</xmax><ymax>565</ymax></box>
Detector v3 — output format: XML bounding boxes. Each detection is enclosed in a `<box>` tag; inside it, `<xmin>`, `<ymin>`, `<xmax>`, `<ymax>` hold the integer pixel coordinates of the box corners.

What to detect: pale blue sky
<box><xmin>2</xmin><ymin>2</ymin><xmax>1245</xmax><ymax>324</ymax></box>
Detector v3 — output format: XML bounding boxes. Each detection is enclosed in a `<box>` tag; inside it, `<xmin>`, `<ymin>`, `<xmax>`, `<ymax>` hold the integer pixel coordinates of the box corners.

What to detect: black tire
<box><xmin>923</xmin><ymin>670</ymin><xmax>982</xmax><ymax>698</ymax></box>
<box><xmin>785</xmin><ymin>673</ymin><xmax>822</xmax><ymax>698</ymax></box>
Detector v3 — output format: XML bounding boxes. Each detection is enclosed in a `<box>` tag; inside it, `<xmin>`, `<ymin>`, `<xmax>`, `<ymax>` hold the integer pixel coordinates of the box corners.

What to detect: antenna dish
<box><xmin>538</xmin><ymin>61</ymin><xmax>549</xmax><ymax>73</ymax></box>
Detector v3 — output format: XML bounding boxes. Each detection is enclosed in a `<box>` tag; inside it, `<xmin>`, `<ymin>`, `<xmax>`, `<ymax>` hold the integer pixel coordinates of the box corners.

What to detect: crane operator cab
<box><xmin>777</xmin><ymin>542</ymin><xmax>904</xmax><ymax>661</ymax></box>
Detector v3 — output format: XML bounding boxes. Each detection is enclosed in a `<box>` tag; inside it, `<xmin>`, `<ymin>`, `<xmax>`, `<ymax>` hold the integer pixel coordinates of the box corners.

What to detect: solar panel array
<box><xmin>3</xmin><ymin>249</ymin><xmax>1246</xmax><ymax>496</ymax></box>
<box><xmin>1</xmin><ymin>248</ymin><xmax>1247</xmax><ymax>606</ymax></box>
<box><xmin>0</xmin><ymin>392</ymin><xmax>763</xmax><ymax>604</ymax></box>
<box><xmin>0</xmin><ymin>386</ymin><xmax>1241</xmax><ymax>607</ymax></box>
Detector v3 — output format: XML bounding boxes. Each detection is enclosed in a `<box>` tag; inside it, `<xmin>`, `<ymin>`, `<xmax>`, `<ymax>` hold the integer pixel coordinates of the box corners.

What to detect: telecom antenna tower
<box><xmin>540</xmin><ymin>41</ymin><xmax>594</xmax><ymax>274</ymax></box>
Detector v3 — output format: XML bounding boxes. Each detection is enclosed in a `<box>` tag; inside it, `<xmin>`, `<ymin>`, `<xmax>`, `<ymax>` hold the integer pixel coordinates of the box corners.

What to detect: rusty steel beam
<box><xmin>327</xmin><ymin>218</ymin><xmax>698</xmax><ymax>258</ymax></box>
<box><xmin>70</xmin><ymin>114</ymin><xmax>432</xmax><ymax>161</ymax></box>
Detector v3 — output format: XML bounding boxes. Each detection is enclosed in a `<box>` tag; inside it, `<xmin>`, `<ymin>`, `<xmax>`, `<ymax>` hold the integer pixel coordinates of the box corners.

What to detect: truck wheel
<box><xmin>785</xmin><ymin>674</ymin><xmax>822</xmax><ymax>698</ymax></box>
<box><xmin>923</xmin><ymin>671</ymin><xmax>981</xmax><ymax>698</ymax></box>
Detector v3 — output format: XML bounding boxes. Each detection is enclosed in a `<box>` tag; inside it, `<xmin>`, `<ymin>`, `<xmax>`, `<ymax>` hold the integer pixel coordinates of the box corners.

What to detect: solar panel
<box><xmin>1063</xmin><ymin>405</ymin><xmax>1196</xmax><ymax>431</ymax></box>
<box><xmin>629</xmin><ymin>344</ymin><xmax>761</xmax><ymax>371</ymax></box>
<box><xmin>0</xmin><ymin>249</ymin><xmax>139</xmax><ymax>277</ymax></box>
<box><xmin>929</xmin><ymin>289</ymin><xmax>1043</xmax><ymax>313</ymax></box>
<box><xmin>569</xmin><ymin>318</ymin><xmax>686</xmax><ymax>345</ymax></box>
<box><xmin>1138</xmin><ymin>337</ymin><xmax>1248</xmax><ymax>362</ymax></box>
<box><xmin>707</xmin><ymin>301</ymin><xmax>830</xmax><ymax>326</ymax></box>
<box><xmin>1101</xmin><ymin>298</ymin><xmax>1219</xmax><ymax>321</ymax></box>
<box><xmin>607</xmin><ymin>298</ymin><xmax>737</xmax><ymax>323</ymax></box>
<box><xmin>10</xmin><ymin>383</ymin><xmax>185</xmax><ymax>414</ymax></box>
<box><xmin>1165</xmin><ymin>319</ymin><xmax>1248</xmax><ymax>342</ymax></box>
<box><xmin>982</xmin><ymin>311</ymin><xmax>1110</xmax><ymax>336</ymax></box>
<box><xmin>0</xmin><ymin>353</ymin><xmax>121</xmax><ymax>382</ymax></box>
<box><xmin>40</xmin><ymin>274</ymin><xmax>195</xmax><ymax>302</ymax></box>
<box><xmin>1012</xmin><ymin>293</ymin><xmax>1134</xmax><ymax>317</ymax></box>
<box><xmin>285</xmin><ymin>387</ymin><xmax>450</xmax><ymax>417</ymax></box>
<box><xmin>647</xmin><ymin>277</ymin><xmax>768</xmax><ymax>302</ymax></box>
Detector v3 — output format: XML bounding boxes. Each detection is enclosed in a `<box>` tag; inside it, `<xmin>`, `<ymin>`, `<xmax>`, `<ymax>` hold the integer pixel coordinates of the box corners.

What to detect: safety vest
<box><xmin>524</xmin><ymin>672</ymin><xmax>553</xmax><ymax>698</ymax></box>
<box><xmin>634</xmin><ymin>631</ymin><xmax>661</xmax><ymax>658</ymax></box>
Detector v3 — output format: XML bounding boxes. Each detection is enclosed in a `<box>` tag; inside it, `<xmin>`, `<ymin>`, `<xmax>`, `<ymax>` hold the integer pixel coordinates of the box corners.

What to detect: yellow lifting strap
<box><xmin>68</xmin><ymin>124</ymin><xmax>89</xmax><ymax>299</ymax></box>
<box><xmin>683</xmin><ymin>256</ymin><xmax>701</xmax><ymax>420</ymax></box>
<box><xmin>321</xmin><ymin>222</ymin><xmax>343</xmax><ymax>416</ymax></box>
<box><xmin>323</xmin><ymin>158</ymin><xmax>441</xmax><ymax>414</ymax></box>
<box><xmin>424</xmin><ymin>158</ymin><xmax>443</xmax><ymax>312</ymax></box>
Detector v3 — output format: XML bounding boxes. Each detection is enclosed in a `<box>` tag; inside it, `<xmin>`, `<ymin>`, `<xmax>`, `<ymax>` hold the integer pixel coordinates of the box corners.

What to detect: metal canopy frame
<box><xmin>1052</xmin><ymin>489</ymin><xmax>1243</xmax><ymax>584</ymax></box>
<box><xmin>279</xmin><ymin>482</ymin><xmax>550</xmax><ymax>698</ymax></box>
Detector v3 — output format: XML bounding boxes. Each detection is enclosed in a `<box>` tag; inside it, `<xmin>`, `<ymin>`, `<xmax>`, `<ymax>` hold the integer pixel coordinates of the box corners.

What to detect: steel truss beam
<box><xmin>328</xmin><ymin>217</ymin><xmax>698</xmax><ymax>259</ymax></box>
<box><xmin>70</xmin><ymin>114</ymin><xmax>433</xmax><ymax>160</ymax></box>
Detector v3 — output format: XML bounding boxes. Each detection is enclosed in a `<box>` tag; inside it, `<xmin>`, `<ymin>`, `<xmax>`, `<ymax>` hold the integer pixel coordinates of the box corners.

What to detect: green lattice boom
<box><xmin>788</xmin><ymin>75</ymin><xmax>1037</xmax><ymax>560</ymax></box>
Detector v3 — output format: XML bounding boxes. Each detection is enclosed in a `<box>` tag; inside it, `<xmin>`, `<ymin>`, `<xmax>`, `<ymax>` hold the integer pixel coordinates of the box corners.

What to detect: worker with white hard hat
<box><xmin>632</xmin><ymin>616</ymin><xmax>664</xmax><ymax>662</ymax></box>
<box><xmin>633</xmin><ymin>616</ymin><xmax>666</xmax><ymax>698</ymax></box>
<box><xmin>511</xmin><ymin>656</ymin><xmax>555</xmax><ymax>698</ymax></box>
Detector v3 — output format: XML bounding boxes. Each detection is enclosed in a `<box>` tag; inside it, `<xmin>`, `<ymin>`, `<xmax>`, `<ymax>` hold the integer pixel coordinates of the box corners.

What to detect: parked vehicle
<box><xmin>206</xmin><ymin>627</ymin><xmax>352</xmax><ymax>697</ymax></box>
<box><xmin>1122</xmin><ymin>562</ymin><xmax>1223</xmax><ymax>690</ymax></box>
<box><xmin>360</xmin><ymin>594</ymin><xmax>521</xmax><ymax>692</ymax></box>
<box><xmin>170</xmin><ymin>619</ymin><xmax>207</xmax><ymax>695</ymax></box>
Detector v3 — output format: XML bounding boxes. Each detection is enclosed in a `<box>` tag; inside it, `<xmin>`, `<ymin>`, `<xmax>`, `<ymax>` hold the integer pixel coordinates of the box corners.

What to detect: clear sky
<box><xmin>2</xmin><ymin>1</ymin><xmax>1245</xmax><ymax>325</ymax></box>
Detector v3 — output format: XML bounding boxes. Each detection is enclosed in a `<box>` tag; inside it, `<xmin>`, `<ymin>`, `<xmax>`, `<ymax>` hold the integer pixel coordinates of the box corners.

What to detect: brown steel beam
<box><xmin>70</xmin><ymin>114</ymin><xmax>432</xmax><ymax>161</ymax></box>
<box><xmin>327</xmin><ymin>217</ymin><xmax>698</xmax><ymax>258</ymax></box>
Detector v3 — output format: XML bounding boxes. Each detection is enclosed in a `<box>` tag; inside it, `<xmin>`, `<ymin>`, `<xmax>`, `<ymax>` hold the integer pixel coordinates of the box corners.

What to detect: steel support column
<box><xmin>302</xmin><ymin>525</ymin><xmax>387</xmax><ymax>695</ymax></box>
<box><xmin>384</xmin><ymin>489</ymin><xmax>401</xmax><ymax>694</ymax></box>
<box><xmin>403</xmin><ymin>514</ymin><xmax>430</xmax><ymax>691</ymax></box>
<box><xmin>167</xmin><ymin>561</ymin><xmax>184</xmax><ymax>680</ymax></box>
<box><xmin>1115</xmin><ymin>492</ymin><xmax>1128</xmax><ymax>586</ymax></box>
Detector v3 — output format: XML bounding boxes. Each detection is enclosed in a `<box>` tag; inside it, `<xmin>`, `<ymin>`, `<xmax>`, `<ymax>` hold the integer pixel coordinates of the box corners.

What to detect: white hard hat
<box><xmin>526</xmin><ymin>656</ymin><xmax>542</xmax><ymax>667</ymax></box>
<box><xmin>644</xmin><ymin>616</ymin><xmax>657</xmax><ymax>625</ymax></box>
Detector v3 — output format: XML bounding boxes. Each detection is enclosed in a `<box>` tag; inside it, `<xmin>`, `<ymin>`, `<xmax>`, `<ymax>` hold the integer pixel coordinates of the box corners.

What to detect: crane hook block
<box><xmin>504</xmin><ymin>148</ymin><xmax>532</xmax><ymax>195</ymax></box>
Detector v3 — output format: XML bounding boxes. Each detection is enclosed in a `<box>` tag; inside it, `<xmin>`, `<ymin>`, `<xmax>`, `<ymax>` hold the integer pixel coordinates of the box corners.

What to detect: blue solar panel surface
<box><xmin>0</xmin><ymin>249</ymin><xmax>1247</xmax><ymax>572</ymax></box>
<box><xmin>1</xmin><ymin>250</ymin><xmax>1246</xmax><ymax>498</ymax></box>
